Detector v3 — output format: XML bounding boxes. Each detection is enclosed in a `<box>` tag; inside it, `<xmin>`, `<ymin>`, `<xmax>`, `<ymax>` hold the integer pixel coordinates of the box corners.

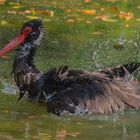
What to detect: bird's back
<box><xmin>46</xmin><ymin>65</ymin><xmax>140</xmax><ymax>115</ymax></box>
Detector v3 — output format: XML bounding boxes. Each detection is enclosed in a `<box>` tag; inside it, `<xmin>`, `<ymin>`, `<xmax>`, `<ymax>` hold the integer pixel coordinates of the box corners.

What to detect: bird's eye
<box><xmin>23</xmin><ymin>27</ymin><xmax>32</xmax><ymax>35</ymax></box>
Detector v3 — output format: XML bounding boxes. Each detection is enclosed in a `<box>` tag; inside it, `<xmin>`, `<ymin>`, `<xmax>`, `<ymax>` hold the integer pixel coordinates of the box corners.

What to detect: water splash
<box><xmin>1</xmin><ymin>79</ymin><xmax>17</xmax><ymax>95</ymax></box>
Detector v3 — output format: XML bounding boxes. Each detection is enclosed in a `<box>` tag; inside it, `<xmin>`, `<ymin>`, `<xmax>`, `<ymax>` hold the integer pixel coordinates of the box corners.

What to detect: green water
<box><xmin>0</xmin><ymin>0</ymin><xmax>140</xmax><ymax>139</ymax></box>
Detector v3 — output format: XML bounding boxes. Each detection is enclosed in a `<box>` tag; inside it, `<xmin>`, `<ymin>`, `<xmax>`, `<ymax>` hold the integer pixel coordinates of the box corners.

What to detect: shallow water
<box><xmin>0</xmin><ymin>0</ymin><xmax>140</xmax><ymax>139</ymax></box>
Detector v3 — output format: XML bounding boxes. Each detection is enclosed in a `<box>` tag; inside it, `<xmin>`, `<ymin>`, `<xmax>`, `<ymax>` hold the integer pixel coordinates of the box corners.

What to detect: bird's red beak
<box><xmin>0</xmin><ymin>26</ymin><xmax>32</xmax><ymax>57</ymax></box>
<box><xmin>0</xmin><ymin>35</ymin><xmax>25</xmax><ymax>57</ymax></box>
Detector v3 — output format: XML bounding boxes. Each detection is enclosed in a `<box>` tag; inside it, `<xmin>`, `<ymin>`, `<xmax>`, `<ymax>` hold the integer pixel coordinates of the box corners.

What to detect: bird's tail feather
<box><xmin>101</xmin><ymin>63</ymin><xmax>140</xmax><ymax>79</ymax></box>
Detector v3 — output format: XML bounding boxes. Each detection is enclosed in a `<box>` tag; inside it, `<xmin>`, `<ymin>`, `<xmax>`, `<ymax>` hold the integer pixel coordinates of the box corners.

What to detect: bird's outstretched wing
<box><xmin>47</xmin><ymin>72</ymin><xmax>140</xmax><ymax>115</ymax></box>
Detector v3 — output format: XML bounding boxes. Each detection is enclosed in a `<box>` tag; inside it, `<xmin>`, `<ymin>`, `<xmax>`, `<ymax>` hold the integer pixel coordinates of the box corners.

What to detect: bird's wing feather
<box><xmin>47</xmin><ymin>74</ymin><xmax>140</xmax><ymax>115</ymax></box>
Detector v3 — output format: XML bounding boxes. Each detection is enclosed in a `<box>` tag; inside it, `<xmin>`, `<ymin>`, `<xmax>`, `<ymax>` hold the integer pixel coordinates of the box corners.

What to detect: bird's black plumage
<box><xmin>5</xmin><ymin>19</ymin><xmax>140</xmax><ymax>115</ymax></box>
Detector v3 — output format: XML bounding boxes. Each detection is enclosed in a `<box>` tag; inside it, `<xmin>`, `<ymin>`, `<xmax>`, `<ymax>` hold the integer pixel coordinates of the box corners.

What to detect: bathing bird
<box><xmin>0</xmin><ymin>19</ymin><xmax>140</xmax><ymax>115</ymax></box>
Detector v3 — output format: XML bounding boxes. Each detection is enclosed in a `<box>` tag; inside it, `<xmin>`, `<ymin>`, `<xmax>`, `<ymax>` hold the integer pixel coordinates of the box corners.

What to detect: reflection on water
<box><xmin>0</xmin><ymin>110</ymin><xmax>140</xmax><ymax>140</ymax></box>
<box><xmin>0</xmin><ymin>0</ymin><xmax>140</xmax><ymax>140</ymax></box>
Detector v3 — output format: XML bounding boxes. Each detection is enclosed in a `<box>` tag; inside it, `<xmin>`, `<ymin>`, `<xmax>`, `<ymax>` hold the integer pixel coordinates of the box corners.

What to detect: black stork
<box><xmin>0</xmin><ymin>19</ymin><xmax>140</xmax><ymax>115</ymax></box>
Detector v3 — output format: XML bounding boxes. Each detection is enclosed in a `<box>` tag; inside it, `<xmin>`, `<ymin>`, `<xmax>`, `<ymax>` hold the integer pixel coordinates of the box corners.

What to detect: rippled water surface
<box><xmin>0</xmin><ymin>0</ymin><xmax>140</xmax><ymax>139</ymax></box>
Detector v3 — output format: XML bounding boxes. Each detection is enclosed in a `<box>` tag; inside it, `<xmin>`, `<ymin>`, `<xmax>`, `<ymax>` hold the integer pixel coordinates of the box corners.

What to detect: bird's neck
<box><xmin>13</xmin><ymin>43</ymin><xmax>38</xmax><ymax>72</ymax></box>
<box><xmin>18</xmin><ymin>43</ymin><xmax>36</xmax><ymax>60</ymax></box>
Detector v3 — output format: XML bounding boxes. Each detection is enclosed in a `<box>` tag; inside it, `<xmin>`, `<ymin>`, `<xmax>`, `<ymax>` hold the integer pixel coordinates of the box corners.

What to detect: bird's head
<box><xmin>0</xmin><ymin>19</ymin><xmax>45</xmax><ymax>57</ymax></box>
